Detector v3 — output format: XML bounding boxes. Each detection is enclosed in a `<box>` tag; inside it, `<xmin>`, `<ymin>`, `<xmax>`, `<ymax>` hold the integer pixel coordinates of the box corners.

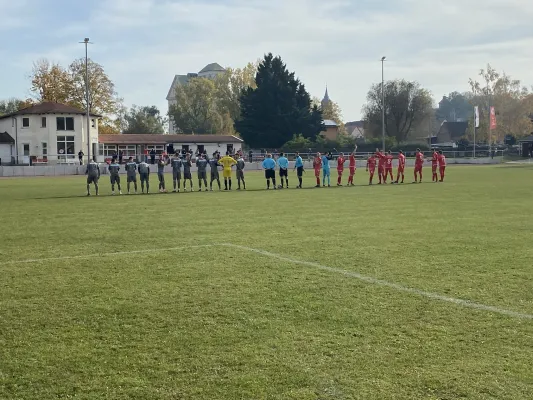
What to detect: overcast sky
<box><xmin>1</xmin><ymin>0</ymin><xmax>532</xmax><ymax>122</ymax></box>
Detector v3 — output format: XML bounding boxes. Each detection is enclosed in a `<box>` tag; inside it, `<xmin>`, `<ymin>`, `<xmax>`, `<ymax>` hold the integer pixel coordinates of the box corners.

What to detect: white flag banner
<box><xmin>474</xmin><ymin>106</ymin><xmax>480</xmax><ymax>128</ymax></box>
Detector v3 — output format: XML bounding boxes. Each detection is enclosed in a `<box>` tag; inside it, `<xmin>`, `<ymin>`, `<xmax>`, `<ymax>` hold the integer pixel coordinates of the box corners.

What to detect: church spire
<box><xmin>321</xmin><ymin>85</ymin><xmax>330</xmax><ymax>108</ymax></box>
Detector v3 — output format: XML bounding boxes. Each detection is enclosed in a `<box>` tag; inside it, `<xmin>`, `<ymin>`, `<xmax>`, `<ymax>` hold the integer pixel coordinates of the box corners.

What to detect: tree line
<box><xmin>1</xmin><ymin>56</ymin><xmax>531</xmax><ymax>148</ymax></box>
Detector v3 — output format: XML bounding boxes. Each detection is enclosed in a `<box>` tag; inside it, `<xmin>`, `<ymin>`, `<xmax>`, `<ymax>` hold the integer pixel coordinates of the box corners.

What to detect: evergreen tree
<box><xmin>235</xmin><ymin>54</ymin><xmax>323</xmax><ymax>148</ymax></box>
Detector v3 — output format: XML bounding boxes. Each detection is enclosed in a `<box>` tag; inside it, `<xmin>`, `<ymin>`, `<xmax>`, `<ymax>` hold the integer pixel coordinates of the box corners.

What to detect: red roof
<box><xmin>99</xmin><ymin>134</ymin><xmax>243</xmax><ymax>145</ymax></box>
<box><xmin>0</xmin><ymin>102</ymin><xmax>101</xmax><ymax>119</ymax></box>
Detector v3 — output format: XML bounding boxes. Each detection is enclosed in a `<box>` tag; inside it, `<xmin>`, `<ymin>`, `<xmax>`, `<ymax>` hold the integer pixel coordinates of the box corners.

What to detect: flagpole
<box><xmin>473</xmin><ymin>125</ymin><xmax>476</xmax><ymax>158</ymax></box>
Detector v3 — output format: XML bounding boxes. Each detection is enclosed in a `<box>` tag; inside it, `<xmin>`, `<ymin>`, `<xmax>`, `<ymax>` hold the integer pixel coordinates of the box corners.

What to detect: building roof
<box><xmin>199</xmin><ymin>63</ymin><xmax>225</xmax><ymax>74</ymax></box>
<box><xmin>438</xmin><ymin>121</ymin><xmax>468</xmax><ymax>139</ymax></box>
<box><xmin>518</xmin><ymin>135</ymin><xmax>533</xmax><ymax>142</ymax></box>
<box><xmin>321</xmin><ymin>86</ymin><xmax>331</xmax><ymax>107</ymax></box>
<box><xmin>99</xmin><ymin>134</ymin><xmax>243</xmax><ymax>145</ymax></box>
<box><xmin>323</xmin><ymin>119</ymin><xmax>337</xmax><ymax>127</ymax></box>
<box><xmin>0</xmin><ymin>131</ymin><xmax>15</xmax><ymax>144</ymax></box>
<box><xmin>0</xmin><ymin>102</ymin><xmax>101</xmax><ymax>120</ymax></box>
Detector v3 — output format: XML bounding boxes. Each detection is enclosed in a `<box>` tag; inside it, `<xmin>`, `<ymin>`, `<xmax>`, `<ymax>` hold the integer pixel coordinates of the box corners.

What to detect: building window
<box><xmin>42</xmin><ymin>142</ymin><xmax>48</xmax><ymax>160</ymax></box>
<box><xmin>57</xmin><ymin>117</ymin><xmax>74</xmax><ymax>131</ymax></box>
<box><xmin>146</xmin><ymin>145</ymin><xmax>165</xmax><ymax>154</ymax></box>
<box><xmin>103</xmin><ymin>144</ymin><xmax>117</xmax><ymax>156</ymax></box>
<box><xmin>118</xmin><ymin>145</ymin><xmax>136</xmax><ymax>156</ymax></box>
<box><xmin>57</xmin><ymin>136</ymin><xmax>75</xmax><ymax>158</ymax></box>
<box><xmin>22</xmin><ymin>118</ymin><xmax>29</xmax><ymax>128</ymax></box>
<box><xmin>41</xmin><ymin>117</ymin><xmax>47</xmax><ymax>128</ymax></box>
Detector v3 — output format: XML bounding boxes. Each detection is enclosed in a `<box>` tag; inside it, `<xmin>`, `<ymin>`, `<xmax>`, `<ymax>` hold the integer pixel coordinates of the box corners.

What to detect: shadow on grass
<box><xmin>16</xmin><ymin>182</ymin><xmax>430</xmax><ymax>201</ymax></box>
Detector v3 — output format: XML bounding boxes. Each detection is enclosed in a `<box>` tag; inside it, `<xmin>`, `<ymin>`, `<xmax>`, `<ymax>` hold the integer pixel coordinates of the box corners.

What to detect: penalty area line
<box><xmin>220</xmin><ymin>243</ymin><xmax>533</xmax><ymax>321</ymax></box>
<box><xmin>0</xmin><ymin>244</ymin><xmax>216</xmax><ymax>266</ymax></box>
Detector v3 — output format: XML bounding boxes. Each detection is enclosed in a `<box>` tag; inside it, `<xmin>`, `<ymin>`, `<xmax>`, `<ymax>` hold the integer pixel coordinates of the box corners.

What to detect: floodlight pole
<box><xmin>381</xmin><ymin>56</ymin><xmax>386</xmax><ymax>152</ymax></box>
<box><xmin>80</xmin><ymin>38</ymin><xmax>92</xmax><ymax>164</ymax></box>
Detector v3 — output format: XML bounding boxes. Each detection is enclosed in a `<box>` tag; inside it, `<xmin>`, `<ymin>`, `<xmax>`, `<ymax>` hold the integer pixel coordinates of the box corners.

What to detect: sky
<box><xmin>1</xmin><ymin>0</ymin><xmax>532</xmax><ymax>122</ymax></box>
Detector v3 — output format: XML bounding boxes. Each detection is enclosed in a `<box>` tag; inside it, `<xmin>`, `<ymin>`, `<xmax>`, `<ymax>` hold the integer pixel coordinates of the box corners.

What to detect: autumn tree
<box><xmin>362</xmin><ymin>79</ymin><xmax>433</xmax><ymax>143</ymax></box>
<box><xmin>123</xmin><ymin>105</ymin><xmax>166</xmax><ymax>134</ymax></box>
<box><xmin>467</xmin><ymin>64</ymin><xmax>533</xmax><ymax>143</ymax></box>
<box><xmin>29</xmin><ymin>57</ymin><xmax>122</xmax><ymax>131</ymax></box>
<box><xmin>214</xmin><ymin>61</ymin><xmax>258</xmax><ymax>122</ymax></box>
<box><xmin>313</xmin><ymin>97</ymin><xmax>347</xmax><ymax>136</ymax></box>
<box><xmin>30</xmin><ymin>59</ymin><xmax>73</xmax><ymax>104</ymax></box>
<box><xmin>169</xmin><ymin>78</ymin><xmax>222</xmax><ymax>134</ymax></box>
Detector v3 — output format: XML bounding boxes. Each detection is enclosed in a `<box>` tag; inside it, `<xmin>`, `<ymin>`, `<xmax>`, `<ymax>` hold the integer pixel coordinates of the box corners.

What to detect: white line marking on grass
<box><xmin>221</xmin><ymin>243</ymin><xmax>533</xmax><ymax>320</ymax></box>
<box><xmin>0</xmin><ymin>245</ymin><xmax>215</xmax><ymax>266</ymax></box>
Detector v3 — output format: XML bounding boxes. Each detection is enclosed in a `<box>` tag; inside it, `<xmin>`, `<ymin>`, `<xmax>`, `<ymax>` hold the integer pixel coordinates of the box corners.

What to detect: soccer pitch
<box><xmin>1</xmin><ymin>165</ymin><xmax>532</xmax><ymax>399</ymax></box>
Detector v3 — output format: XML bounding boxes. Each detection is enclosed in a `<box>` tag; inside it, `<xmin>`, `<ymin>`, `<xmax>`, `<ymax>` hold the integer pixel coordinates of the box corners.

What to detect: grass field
<box><xmin>1</xmin><ymin>165</ymin><xmax>533</xmax><ymax>399</ymax></box>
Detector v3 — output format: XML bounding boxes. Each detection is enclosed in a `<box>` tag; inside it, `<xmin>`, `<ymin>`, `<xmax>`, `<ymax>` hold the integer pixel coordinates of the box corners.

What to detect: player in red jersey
<box><xmin>313</xmin><ymin>152</ymin><xmax>322</xmax><ymax>187</ymax></box>
<box><xmin>431</xmin><ymin>150</ymin><xmax>439</xmax><ymax>182</ymax></box>
<box><xmin>395</xmin><ymin>150</ymin><xmax>406</xmax><ymax>183</ymax></box>
<box><xmin>384</xmin><ymin>150</ymin><xmax>394</xmax><ymax>183</ymax></box>
<box><xmin>348</xmin><ymin>151</ymin><xmax>356</xmax><ymax>186</ymax></box>
<box><xmin>375</xmin><ymin>149</ymin><xmax>386</xmax><ymax>184</ymax></box>
<box><xmin>336</xmin><ymin>153</ymin><xmax>346</xmax><ymax>186</ymax></box>
<box><xmin>366</xmin><ymin>154</ymin><xmax>377</xmax><ymax>185</ymax></box>
<box><xmin>438</xmin><ymin>150</ymin><xmax>447</xmax><ymax>182</ymax></box>
<box><xmin>413</xmin><ymin>148</ymin><xmax>424</xmax><ymax>183</ymax></box>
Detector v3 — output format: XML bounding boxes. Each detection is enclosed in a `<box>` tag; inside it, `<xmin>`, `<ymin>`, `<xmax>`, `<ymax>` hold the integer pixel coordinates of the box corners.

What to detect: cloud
<box><xmin>1</xmin><ymin>0</ymin><xmax>532</xmax><ymax>121</ymax></box>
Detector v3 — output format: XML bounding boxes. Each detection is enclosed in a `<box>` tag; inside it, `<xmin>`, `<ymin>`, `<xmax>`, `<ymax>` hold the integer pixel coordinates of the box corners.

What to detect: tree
<box><xmin>235</xmin><ymin>53</ymin><xmax>323</xmax><ymax>148</ymax></box>
<box><xmin>68</xmin><ymin>58</ymin><xmax>120</xmax><ymax>118</ymax></box>
<box><xmin>467</xmin><ymin>64</ymin><xmax>533</xmax><ymax>143</ymax></box>
<box><xmin>214</xmin><ymin>61</ymin><xmax>258</xmax><ymax>121</ymax></box>
<box><xmin>435</xmin><ymin>92</ymin><xmax>472</xmax><ymax>122</ymax></box>
<box><xmin>169</xmin><ymin>78</ymin><xmax>222</xmax><ymax>134</ymax></box>
<box><xmin>30</xmin><ymin>59</ymin><xmax>73</xmax><ymax>104</ymax></box>
<box><xmin>313</xmin><ymin>97</ymin><xmax>348</xmax><ymax>136</ymax></box>
<box><xmin>123</xmin><ymin>105</ymin><xmax>166</xmax><ymax>134</ymax></box>
<box><xmin>0</xmin><ymin>98</ymin><xmax>34</xmax><ymax>116</ymax></box>
<box><xmin>362</xmin><ymin>79</ymin><xmax>433</xmax><ymax>144</ymax></box>
<box><xmin>29</xmin><ymin>57</ymin><xmax>122</xmax><ymax>129</ymax></box>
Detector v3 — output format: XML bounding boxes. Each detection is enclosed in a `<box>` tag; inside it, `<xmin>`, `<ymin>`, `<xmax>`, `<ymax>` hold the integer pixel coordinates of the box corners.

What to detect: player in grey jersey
<box><xmin>183</xmin><ymin>154</ymin><xmax>193</xmax><ymax>191</ymax></box>
<box><xmin>157</xmin><ymin>155</ymin><xmax>167</xmax><ymax>192</ymax></box>
<box><xmin>138</xmin><ymin>160</ymin><xmax>150</xmax><ymax>193</ymax></box>
<box><xmin>196</xmin><ymin>154</ymin><xmax>209</xmax><ymax>191</ymax></box>
<box><xmin>125</xmin><ymin>157</ymin><xmax>138</xmax><ymax>194</ymax></box>
<box><xmin>170</xmin><ymin>153</ymin><xmax>182</xmax><ymax>192</ymax></box>
<box><xmin>108</xmin><ymin>159</ymin><xmax>122</xmax><ymax>195</ymax></box>
<box><xmin>85</xmin><ymin>158</ymin><xmax>100</xmax><ymax>196</ymax></box>
<box><xmin>236</xmin><ymin>155</ymin><xmax>246</xmax><ymax>190</ymax></box>
<box><xmin>208</xmin><ymin>153</ymin><xmax>221</xmax><ymax>191</ymax></box>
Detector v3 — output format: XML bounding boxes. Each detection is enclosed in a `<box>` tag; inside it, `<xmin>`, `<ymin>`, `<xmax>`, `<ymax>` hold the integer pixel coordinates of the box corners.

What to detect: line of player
<box><xmin>85</xmin><ymin>152</ymin><xmax>246</xmax><ymax>196</ymax></box>
<box><xmin>84</xmin><ymin>148</ymin><xmax>448</xmax><ymax>195</ymax></box>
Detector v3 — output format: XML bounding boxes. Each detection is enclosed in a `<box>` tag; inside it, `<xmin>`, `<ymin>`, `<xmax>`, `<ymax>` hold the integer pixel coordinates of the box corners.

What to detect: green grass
<box><xmin>1</xmin><ymin>165</ymin><xmax>533</xmax><ymax>399</ymax></box>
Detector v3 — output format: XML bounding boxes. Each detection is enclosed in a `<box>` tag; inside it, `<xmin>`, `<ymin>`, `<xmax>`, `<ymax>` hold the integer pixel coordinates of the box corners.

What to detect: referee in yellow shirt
<box><xmin>218</xmin><ymin>152</ymin><xmax>237</xmax><ymax>190</ymax></box>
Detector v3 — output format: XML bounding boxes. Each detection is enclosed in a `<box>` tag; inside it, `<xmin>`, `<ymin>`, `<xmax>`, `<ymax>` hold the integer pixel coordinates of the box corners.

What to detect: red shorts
<box><xmin>415</xmin><ymin>165</ymin><xmax>423</xmax><ymax>172</ymax></box>
<box><xmin>337</xmin><ymin>169</ymin><xmax>344</xmax><ymax>174</ymax></box>
<box><xmin>398</xmin><ymin>166</ymin><xmax>405</xmax><ymax>173</ymax></box>
<box><xmin>378</xmin><ymin>166</ymin><xmax>385</xmax><ymax>174</ymax></box>
<box><xmin>314</xmin><ymin>169</ymin><xmax>320</xmax><ymax>177</ymax></box>
<box><xmin>385</xmin><ymin>167</ymin><xmax>393</xmax><ymax>172</ymax></box>
<box><xmin>440</xmin><ymin>166</ymin><xmax>446</xmax><ymax>172</ymax></box>
<box><xmin>349</xmin><ymin>167</ymin><xmax>356</xmax><ymax>175</ymax></box>
<box><xmin>432</xmin><ymin>164</ymin><xmax>438</xmax><ymax>173</ymax></box>
<box><xmin>369</xmin><ymin>168</ymin><xmax>376</xmax><ymax>175</ymax></box>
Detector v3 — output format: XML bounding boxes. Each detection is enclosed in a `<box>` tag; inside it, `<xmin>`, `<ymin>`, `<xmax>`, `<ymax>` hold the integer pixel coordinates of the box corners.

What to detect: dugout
<box><xmin>518</xmin><ymin>135</ymin><xmax>533</xmax><ymax>157</ymax></box>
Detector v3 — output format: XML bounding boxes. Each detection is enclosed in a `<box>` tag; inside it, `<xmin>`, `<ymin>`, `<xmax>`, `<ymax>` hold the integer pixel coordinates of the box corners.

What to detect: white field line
<box><xmin>221</xmin><ymin>243</ymin><xmax>533</xmax><ymax>320</ymax></box>
<box><xmin>0</xmin><ymin>244</ymin><xmax>215</xmax><ymax>266</ymax></box>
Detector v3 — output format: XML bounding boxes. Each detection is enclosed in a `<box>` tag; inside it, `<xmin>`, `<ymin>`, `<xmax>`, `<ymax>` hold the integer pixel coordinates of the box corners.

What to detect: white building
<box><xmin>166</xmin><ymin>62</ymin><xmax>226</xmax><ymax>134</ymax></box>
<box><xmin>0</xmin><ymin>102</ymin><xmax>99</xmax><ymax>165</ymax></box>
<box><xmin>98</xmin><ymin>134</ymin><xmax>243</xmax><ymax>161</ymax></box>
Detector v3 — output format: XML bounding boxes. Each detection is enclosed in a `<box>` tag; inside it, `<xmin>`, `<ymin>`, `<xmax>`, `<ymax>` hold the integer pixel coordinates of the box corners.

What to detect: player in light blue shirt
<box><xmin>277</xmin><ymin>152</ymin><xmax>289</xmax><ymax>188</ymax></box>
<box><xmin>294</xmin><ymin>152</ymin><xmax>304</xmax><ymax>188</ymax></box>
<box><xmin>262</xmin><ymin>153</ymin><xmax>277</xmax><ymax>189</ymax></box>
<box><xmin>321</xmin><ymin>153</ymin><xmax>332</xmax><ymax>187</ymax></box>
